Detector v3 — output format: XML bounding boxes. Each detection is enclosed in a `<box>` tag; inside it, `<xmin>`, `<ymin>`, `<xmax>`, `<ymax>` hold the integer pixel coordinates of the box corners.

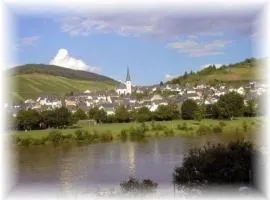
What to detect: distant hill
<box><xmin>7</xmin><ymin>64</ymin><xmax>119</xmax><ymax>103</ymax></box>
<box><xmin>167</xmin><ymin>58</ymin><xmax>265</xmax><ymax>86</ymax></box>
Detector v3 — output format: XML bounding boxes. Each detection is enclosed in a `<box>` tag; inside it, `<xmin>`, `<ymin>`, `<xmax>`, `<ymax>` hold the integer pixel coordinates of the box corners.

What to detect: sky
<box><xmin>11</xmin><ymin>6</ymin><xmax>264</xmax><ymax>85</ymax></box>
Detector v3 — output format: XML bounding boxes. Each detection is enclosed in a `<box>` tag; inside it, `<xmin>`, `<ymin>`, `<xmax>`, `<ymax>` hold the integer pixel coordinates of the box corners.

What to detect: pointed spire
<box><xmin>126</xmin><ymin>67</ymin><xmax>131</xmax><ymax>82</ymax></box>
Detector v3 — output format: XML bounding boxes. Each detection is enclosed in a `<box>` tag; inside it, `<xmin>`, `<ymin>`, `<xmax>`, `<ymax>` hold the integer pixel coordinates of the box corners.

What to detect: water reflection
<box><xmin>127</xmin><ymin>141</ymin><xmax>136</xmax><ymax>177</ymax></box>
<box><xmin>59</xmin><ymin>156</ymin><xmax>73</xmax><ymax>196</ymax></box>
<box><xmin>16</xmin><ymin>135</ymin><xmax>255</xmax><ymax>195</ymax></box>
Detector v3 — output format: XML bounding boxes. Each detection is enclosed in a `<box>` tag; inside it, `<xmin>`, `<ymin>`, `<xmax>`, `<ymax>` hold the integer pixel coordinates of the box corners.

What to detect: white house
<box><xmin>150</xmin><ymin>94</ymin><xmax>163</xmax><ymax>101</ymax></box>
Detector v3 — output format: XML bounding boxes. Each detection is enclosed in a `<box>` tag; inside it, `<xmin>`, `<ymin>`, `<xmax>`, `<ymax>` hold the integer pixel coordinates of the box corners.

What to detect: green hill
<box><xmin>167</xmin><ymin>58</ymin><xmax>265</xmax><ymax>86</ymax></box>
<box><xmin>7</xmin><ymin>64</ymin><xmax>119</xmax><ymax>103</ymax></box>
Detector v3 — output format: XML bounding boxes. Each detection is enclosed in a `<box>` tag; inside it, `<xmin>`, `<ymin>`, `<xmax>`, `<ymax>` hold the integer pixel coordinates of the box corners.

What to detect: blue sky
<box><xmin>12</xmin><ymin>8</ymin><xmax>262</xmax><ymax>85</ymax></box>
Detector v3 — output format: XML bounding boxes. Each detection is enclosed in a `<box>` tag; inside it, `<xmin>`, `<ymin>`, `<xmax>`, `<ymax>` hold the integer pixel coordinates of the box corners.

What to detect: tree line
<box><xmin>13</xmin><ymin>92</ymin><xmax>263</xmax><ymax>131</ymax></box>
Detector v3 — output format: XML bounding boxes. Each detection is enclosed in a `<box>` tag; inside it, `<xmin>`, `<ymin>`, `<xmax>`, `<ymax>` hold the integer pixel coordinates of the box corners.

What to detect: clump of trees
<box><xmin>173</xmin><ymin>140</ymin><xmax>254</xmax><ymax>185</ymax></box>
<box><xmin>15</xmin><ymin>107</ymin><xmax>76</xmax><ymax>131</ymax></box>
<box><xmin>182</xmin><ymin>91</ymin><xmax>262</xmax><ymax>120</ymax></box>
<box><xmin>120</xmin><ymin>177</ymin><xmax>158</xmax><ymax>193</ymax></box>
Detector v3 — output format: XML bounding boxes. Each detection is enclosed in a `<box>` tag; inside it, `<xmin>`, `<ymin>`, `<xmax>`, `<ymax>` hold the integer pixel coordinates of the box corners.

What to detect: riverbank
<box><xmin>13</xmin><ymin>117</ymin><xmax>261</xmax><ymax>146</ymax></box>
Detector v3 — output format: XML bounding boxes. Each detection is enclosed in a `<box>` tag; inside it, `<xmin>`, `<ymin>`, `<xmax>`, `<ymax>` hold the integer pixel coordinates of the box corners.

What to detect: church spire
<box><xmin>126</xmin><ymin>67</ymin><xmax>131</xmax><ymax>82</ymax></box>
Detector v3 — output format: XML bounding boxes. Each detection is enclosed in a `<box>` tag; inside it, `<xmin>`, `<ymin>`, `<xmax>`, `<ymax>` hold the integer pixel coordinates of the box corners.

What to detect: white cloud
<box><xmin>49</xmin><ymin>49</ymin><xmax>101</xmax><ymax>73</ymax></box>
<box><xmin>13</xmin><ymin>36</ymin><xmax>40</xmax><ymax>51</ymax></box>
<box><xmin>20</xmin><ymin>36</ymin><xmax>40</xmax><ymax>46</ymax></box>
<box><xmin>164</xmin><ymin>73</ymin><xmax>181</xmax><ymax>81</ymax></box>
<box><xmin>58</xmin><ymin>10</ymin><xmax>257</xmax><ymax>39</ymax></box>
<box><xmin>198</xmin><ymin>32</ymin><xmax>224</xmax><ymax>37</ymax></box>
<box><xmin>200</xmin><ymin>64</ymin><xmax>223</xmax><ymax>69</ymax></box>
<box><xmin>167</xmin><ymin>39</ymin><xmax>231</xmax><ymax>57</ymax></box>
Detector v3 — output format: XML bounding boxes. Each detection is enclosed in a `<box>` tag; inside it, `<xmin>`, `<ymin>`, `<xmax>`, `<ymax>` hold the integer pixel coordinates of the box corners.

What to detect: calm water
<box><xmin>12</xmin><ymin>135</ymin><xmax>262</xmax><ymax>198</ymax></box>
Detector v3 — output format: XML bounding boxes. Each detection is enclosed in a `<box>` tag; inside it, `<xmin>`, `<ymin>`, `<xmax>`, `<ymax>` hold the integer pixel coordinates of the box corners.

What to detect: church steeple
<box><xmin>126</xmin><ymin>67</ymin><xmax>131</xmax><ymax>82</ymax></box>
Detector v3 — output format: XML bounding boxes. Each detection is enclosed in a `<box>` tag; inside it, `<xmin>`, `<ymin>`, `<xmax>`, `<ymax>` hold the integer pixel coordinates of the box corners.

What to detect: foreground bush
<box><xmin>120</xmin><ymin>129</ymin><xmax>128</xmax><ymax>141</ymax></box>
<box><xmin>196</xmin><ymin>124</ymin><xmax>212</xmax><ymax>136</ymax></box>
<box><xmin>212</xmin><ymin>125</ymin><xmax>223</xmax><ymax>133</ymax></box>
<box><xmin>151</xmin><ymin>122</ymin><xmax>166</xmax><ymax>131</ymax></box>
<box><xmin>100</xmin><ymin>130</ymin><xmax>113</xmax><ymax>142</ymax></box>
<box><xmin>173</xmin><ymin>140</ymin><xmax>254</xmax><ymax>185</ymax></box>
<box><xmin>120</xmin><ymin>177</ymin><xmax>158</xmax><ymax>193</ymax></box>
<box><xmin>163</xmin><ymin>128</ymin><xmax>175</xmax><ymax>136</ymax></box>
<box><xmin>48</xmin><ymin>130</ymin><xmax>63</xmax><ymax>144</ymax></box>
<box><xmin>129</xmin><ymin>125</ymin><xmax>147</xmax><ymax>141</ymax></box>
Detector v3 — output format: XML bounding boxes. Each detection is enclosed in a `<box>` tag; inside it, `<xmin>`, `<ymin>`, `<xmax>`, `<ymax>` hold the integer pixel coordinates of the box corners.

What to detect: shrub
<box><xmin>48</xmin><ymin>130</ymin><xmax>63</xmax><ymax>144</ymax></box>
<box><xmin>219</xmin><ymin>121</ymin><xmax>227</xmax><ymax>127</ymax></box>
<box><xmin>173</xmin><ymin>140</ymin><xmax>254</xmax><ymax>185</ymax></box>
<box><xmin>151</xmin><ymin>122</ymin><xmax>166</xmax><ymax>131</ymax></box>
<box><xmin>212</xmin><ymin>125</ymin><xmax>223</xmax><ymax>133</ymax></box>
<box><xmin>32</xmin><ymin>138</ymin><xmax>43</xmax><ymax>145</ymax></box>
<box><xmin>14</xmin><ymin>136</ymin><xmax>22</xmax><ymax>145</ymax></box>
<box><xmin>196</xmin><ymin>124</ymin><xmax>212</xmax><ymax>136</ymax></box>
<box><xmin>20</xmin><ymin>137</ymin><xmax>33</xmax><ymax>146</ymax></box>
<box><xmin>140</xmin><ymin>123</ymin><xmax>149</xmax><ymax>132</ymax></box>
<box><xmin>120</xmin><ymin>177</ymin><xmax>158</xmax><ymax>193</ymax></box>
<box><xmin>40</xmin><ymin>136</ymin><xmax>48</xmax><ymax>145</ymax></box>
<box><xmin>243</xmin><ymin>121</ymin><xmax>248</xmax><ymax>132</ymax></box>
<box><xmin>129</xmin><ymin>126</ymin><xmax>146</xmax><ymax>141</ymax></box>
<box><xmin>120</xmin><ymin>129</ymin><xmax>128</xmax><ymax>141</ymax></box>
<box><xmin>164</xmin><ymin>128</ymin><xmax>175</xmax><ymax>137</ymax></box>
<box><xmin>101</xmin><ymin>130</ymin><xmax>113</xmax><ymax>142</ymax></box>
<box><xmin>177</xmin><ymin>123</ymin><xmax>188</xmax><ymax>131</ymax></box>
<box><xmin>74</xmin><ymin>129</ymin><xmax>84</xmax><ymax>140</ymax></box>
<box><xmin>62</xmin><ymin>134</ymin><xmax>74</xmax><ymax>143</ymax></box>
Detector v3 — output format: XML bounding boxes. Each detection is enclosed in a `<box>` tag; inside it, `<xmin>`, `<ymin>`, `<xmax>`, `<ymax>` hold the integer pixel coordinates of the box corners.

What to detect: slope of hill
<box><xmin>167</xmin><ymin>58</ymin><xmax>265</xmax><ymax>86</ymax></box>
<box><xmin>7</xmin><ymin>64</ymin><xmax>119</xmax><ymax>102</ymax></box>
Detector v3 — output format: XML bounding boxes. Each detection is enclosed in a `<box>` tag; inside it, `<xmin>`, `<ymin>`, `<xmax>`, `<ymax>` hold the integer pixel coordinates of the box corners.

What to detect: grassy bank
<box><xmin>13</xmin><ymin>117</ymin><xmax>261</xmax><ymax>146</ymax></box>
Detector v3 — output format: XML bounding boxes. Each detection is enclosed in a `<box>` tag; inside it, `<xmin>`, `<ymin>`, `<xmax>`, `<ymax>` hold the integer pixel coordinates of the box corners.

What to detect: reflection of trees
<box><xmin>122</xmin><ymin>141</ymin><xmax>136</xmax><ymax>178</ymax></box>
<box><xmin>18</xmin><ymin>145</ymin><xmax>62</xmax><ymax>177</ymax></box>
<box><xmin>59</xmin><ymin>156</ymin><xmax>73</xmax><ymax>196</ymax></box>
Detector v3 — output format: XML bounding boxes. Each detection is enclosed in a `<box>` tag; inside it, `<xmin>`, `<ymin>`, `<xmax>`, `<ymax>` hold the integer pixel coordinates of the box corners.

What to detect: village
<box><xmin>7</xmin><ymin>68</ymin><xmax>268</xmax><ymax>118</ymax></box>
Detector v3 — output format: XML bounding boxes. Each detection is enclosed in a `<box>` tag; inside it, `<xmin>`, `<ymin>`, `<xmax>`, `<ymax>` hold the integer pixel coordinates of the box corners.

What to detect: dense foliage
<box><xmin>173</xmin><ymin>140</ymin><xmax>254</xmax><ymax>185</ymax></box>
<box><xmin>181</xmin><ymin>99</ymin><xmax>200</xmax><ymax>120</ymax></box>
<box><xmin>120</xmin><ymin>177</ymin><xmax>158</xmax><ymax>193</ymax></box>
<box><xmin>88</xmin><ymin>107</ymin><xmax>107</xmax><ymax>123</ymax></box>
<box><xmin>15</xmin><ymin>107</ymin><xmax>76</xmax><ymax>130</ymax></box>
<box><xmin>217</xmin><ymin>91</ymin><xmax>244</xmax><ymax>119</ymax></box>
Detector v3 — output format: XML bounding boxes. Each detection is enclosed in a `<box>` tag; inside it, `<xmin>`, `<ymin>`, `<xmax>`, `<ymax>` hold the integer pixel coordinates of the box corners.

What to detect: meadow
<box><xmin>14</xmin><ymin>117</ymin><xmax>262</xmax><ymax>142</ymax></box>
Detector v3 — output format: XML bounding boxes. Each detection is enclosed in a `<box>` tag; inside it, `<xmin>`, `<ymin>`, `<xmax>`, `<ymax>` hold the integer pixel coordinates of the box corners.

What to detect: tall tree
<box><xmin>73</xmin><ymin>108</ymin><xmax>88</xmax><ymax>120</ymax></box>
<box><xmin>115</xmin><ymin>105</ymin><xmax>130</xmax><ymax>123</ymax></box>
<box><xmin>217</xmin><ymin>92</ymin><xmax>244</xmax><ymax>119</ymax></box>
<box><xmin>181</xmin><ymin>99</ymin><xmax>199</xmax><ymax>120</ymax></box>
<box><xmin>136</xmin><ymin>107</ymin><xmax>152</xmax><ymax>122</ymax></box>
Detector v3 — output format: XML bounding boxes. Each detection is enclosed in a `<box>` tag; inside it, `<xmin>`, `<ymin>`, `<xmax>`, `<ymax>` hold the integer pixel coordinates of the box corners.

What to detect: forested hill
<box><xmin>7</xmin><ymin>64</ymin><xmax>119</xmax><ymax>102</ymax></box>
<box><xmin>167</xmin><ymin>58</ymin><xmax>265</xmax><ymax>86</ymax></box>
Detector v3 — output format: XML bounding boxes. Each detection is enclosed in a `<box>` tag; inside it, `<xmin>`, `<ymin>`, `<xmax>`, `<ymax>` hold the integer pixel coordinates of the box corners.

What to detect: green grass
<box><xmin>8</xmin><ymin>73</ymin><xmax>116</xmax><ymax>102</ymax></box>
<box><xmin>14</xmin><ymin>117</ymin><xmax>261</xmax><ymax>141</ymax></box>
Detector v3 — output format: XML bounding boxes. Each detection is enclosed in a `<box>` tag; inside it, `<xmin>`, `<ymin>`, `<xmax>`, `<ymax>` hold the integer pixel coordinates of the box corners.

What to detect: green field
<box><xmin>14</xmin><ymin>117</ymin><xmax>262</xmax><ymax>141</ymax></box>
<box><xmin>8</xmin><ymin>73</ymin><xmax>116</xmax><ymax>102</ymax></box>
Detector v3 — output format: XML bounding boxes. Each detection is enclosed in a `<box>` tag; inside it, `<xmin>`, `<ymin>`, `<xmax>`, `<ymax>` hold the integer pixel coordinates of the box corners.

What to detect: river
<box><xmin>9</xmin><ymin>135</ymin><xmax>263</xmax><ymax>199</ymax></box>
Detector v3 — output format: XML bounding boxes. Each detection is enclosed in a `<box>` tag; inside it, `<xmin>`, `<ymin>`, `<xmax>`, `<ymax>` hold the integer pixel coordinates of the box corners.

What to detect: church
<box><xmin>116</xmin><ymin>67</ymin><xmax>132</xmax><ymax>95</ymax></box>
